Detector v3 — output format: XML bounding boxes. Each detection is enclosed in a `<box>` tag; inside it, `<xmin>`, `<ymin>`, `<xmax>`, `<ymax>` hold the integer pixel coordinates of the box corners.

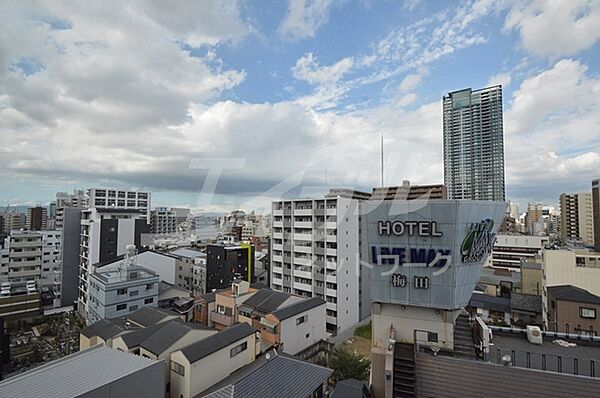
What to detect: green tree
<box><xmin>329</xmin><ymin>347</ymin><xmax>371</xmax><ymax>382</ymax></box>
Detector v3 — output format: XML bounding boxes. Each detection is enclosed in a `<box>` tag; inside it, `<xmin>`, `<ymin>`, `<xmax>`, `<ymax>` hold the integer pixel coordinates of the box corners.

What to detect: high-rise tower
<box><xmin>443</xmin><ymin>85</ymin><xmax>505</xmax><ymax>201</ymax></box>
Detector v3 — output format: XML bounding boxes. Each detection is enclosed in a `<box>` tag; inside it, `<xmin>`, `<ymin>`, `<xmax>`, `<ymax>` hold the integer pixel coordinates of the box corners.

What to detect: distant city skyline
<box><xmin>1</xmin><ymin>1</ymin><xmax>600</xmax><ymax>212</ymax></box>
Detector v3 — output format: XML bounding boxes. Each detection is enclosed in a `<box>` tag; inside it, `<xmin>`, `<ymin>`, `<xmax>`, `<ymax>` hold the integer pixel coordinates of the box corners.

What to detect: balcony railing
<box><xmin>210</xmin><ymin>311</ymin><xmax>234</xmax><ymax>326</ymax></box>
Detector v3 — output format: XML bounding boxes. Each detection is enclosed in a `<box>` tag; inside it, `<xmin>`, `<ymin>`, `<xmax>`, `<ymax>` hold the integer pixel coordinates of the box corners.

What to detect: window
<box><xmin>296</xmin><ymin>315</ymin><xmax>308</xmax><ymax>325</ymax></box>
<box><xmin>144</xmin><ymin>298</ymin><xmax>154</xmax><ymax>304</ymax></box>
<box><xmin>230</xmin><ymin>341</ymin><xmax>247</xmax><ymax>357</ymax></box>
<box><xmin>116</xmin><ymin>304</ymin><xmax>126</xmax><ymax>311</ymax></box>
<box><xmin>117</xmin><ymin>288</ymin><xmax>127</xmax><ymax>295</ymax></box>
<box><xmin>580</xmin><ymin>307</ymin><xmax>596</xmax><ymax>319</ymax></box>
<box><xmin>146</xmin><ymin>283</ymin><xmax>154</xmax><ymax>290</ymax></box>
<box><xmin>129</xmin><ymin>290</ymin><xmax>139</xmax><ymax>297</ymax></box>
<box><xmin>171</xmin><ymin>361</ymin><xmax>185</xmax><ymax>376</ymax></box>
<box><xmin>129</xmin><ymin>305</ymin><xmax>138</xmax><ymax>312</ymax></box>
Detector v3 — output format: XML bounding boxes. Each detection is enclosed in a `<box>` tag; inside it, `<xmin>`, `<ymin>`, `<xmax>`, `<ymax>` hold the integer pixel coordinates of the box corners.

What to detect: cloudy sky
<box><xmin>1</xmin><ymin>0</ymin><xmax>599</xmax><ymax>213</ymax></box>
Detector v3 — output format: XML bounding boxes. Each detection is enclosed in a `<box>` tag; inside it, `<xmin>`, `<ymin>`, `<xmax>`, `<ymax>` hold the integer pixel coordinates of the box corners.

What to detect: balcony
<box><xmin>273</xmin><ymin>209</ymin><xmax>283</xmax><ymax>216</ymax></box>
<box><xmin>272</xmin><ymin>255</ymin><xmax>283</xmax><ymax>262</ymax></box>
<box><xmin>294</xmin><ymin>233</ymin><xmax>312</xmax><ymax>241</ymax></box>
<box><xmin>293</xmin><ymin>257</ymin><xmax>311</xmax><ymax>267</ymax></box>
<box><xmin>294</xmin><ymin>245</ymin><xmax>312</xmax><ymax>254</ymax></box>
<box><xmin>210</xmin><ymin>311</ymin><xmax>234</xmax><ymax>327</ymax></box>
<box><xmin>294</xmin><ymin>221</ymin><xmax>312</xmax><ymax>229</ymax></box>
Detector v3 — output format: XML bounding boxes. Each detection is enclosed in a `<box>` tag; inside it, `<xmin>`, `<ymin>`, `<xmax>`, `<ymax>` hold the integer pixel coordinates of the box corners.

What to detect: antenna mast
<box><xmin>380</xmin><ymin>133</ymin><xmax>384</xmax><ymax>187</ymax></box>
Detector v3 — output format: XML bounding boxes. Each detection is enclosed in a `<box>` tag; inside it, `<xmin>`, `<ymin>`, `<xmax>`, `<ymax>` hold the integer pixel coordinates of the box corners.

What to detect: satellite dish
<box><xmin>265</xmin><ymin>353</ymin><xmax>271</xmax><ymax>360</ymax></box>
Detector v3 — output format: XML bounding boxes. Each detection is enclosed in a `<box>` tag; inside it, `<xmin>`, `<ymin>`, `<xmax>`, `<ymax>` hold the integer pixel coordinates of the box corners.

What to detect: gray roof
<box><xmin>510</xmin><ymin>292</ymin><xmax>542</xmax><ymax>313</ymax></box>
<box><xmin>202</xmin><ymin>351</ymin><xmax>332</xmax><ymax>398</ymax></box>
<box><xmin>0</xmin><ymin>345</ymin><xmax>162</xmax><ymax>398</ymax></box>
<box><xmin>127</xmin><ymin>306</ymin><xmax>176</xmax><ymax>327</ymax></box>
<box><xmin>200</xmin><ymin>291</ymin><xmax>216</xmax><ymax>303</ymax></box>
<box><xmin>468</xmin><ymin>294</ymin><xmax>511</xmax><ymax>314</ymax></box>
<box><xmin>171</xmin><ymin>247</ymin><xmax>206</xmax><ymax>258</ymax></box>
<box><xmin>119</xmin><ymin>321</ymin><xmax>171</xmax><ymax>348</ymax></box>
<box><xmin>331</xmin><ymin>379</ymin><xmax>370</xmax><ymax>398</ymax></box>
<box><xmin>271</xmin><ymin>297</ymin><xmax>325</xmax><ymax>321</ymax></box>
<box><xmin>181</xmin><ymin>323</ymin><xmax>255</xmax><ymax>363</ymax></box>
<box><xmin>548</xmin><ymin>285</ymin><xmax>600</xmax><ymax>305</ymax></box>
<box><xmin>141</xmin><ymin>320</ymin><xmax>194</xmax><ymax>356</ymax></box>
<box><xmin>81</xmin><ymin>318</ymin><xmax>127</xmax><ymax>340</ymax></box>
<box><xmin>239</xmin><ymin>288</ymin><xmax>291</xmax><ymax>314</ymax></box>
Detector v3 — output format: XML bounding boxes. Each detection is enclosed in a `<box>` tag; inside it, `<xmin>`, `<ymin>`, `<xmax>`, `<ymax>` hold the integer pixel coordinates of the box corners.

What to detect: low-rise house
<box><xmin>194</xmin><ymin>291</ymin><xmax>216</xmax><ymax>327</ymax></box>
<box><xmin>79</xmin><ymin>306</ymin><xmax>181</xmax><ymax>350</ymax></box>
<box><xmin>169</xmin><ymin>323</ymin><xmax>258</xmax><ymax>398</ymax></box>
<box><xmin>202</xmin><ymin>349</ymin><xmax>333</xmax><ymax>398</ymax></box>
<box><xmin>510</xmin><ymin>292</ymin><xmax>544</xmax><ymax>327</ymax></box>
<box><xmin>260</xmin><ymin>297</ymin><xmax>327</xmax><ymax>355</ymax></box>
<box><xmin>548</xmin><ymin>285</ymin><xmax>600</xmax><ymax>336</ymax></box>
<box><xmin>0</xmin><ymin>345</ymin><xmax>165</xmax><ymax>398</ymax></box>
<box><xmin>112</xmin><ymin>319</ymin><xmax>216</xmax><ymax>389</ymax></box>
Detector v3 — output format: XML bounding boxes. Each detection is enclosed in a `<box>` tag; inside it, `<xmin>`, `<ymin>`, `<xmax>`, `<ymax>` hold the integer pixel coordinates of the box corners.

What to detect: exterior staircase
<box><xmin>393</xmin><ymin>343</ymin><xmax>416</xmax><ymax>397</ymax></box>
<box><xmin>453</xmin><ymin>313</ymin><xmax>477</xmax><ymax>360</ymax></box>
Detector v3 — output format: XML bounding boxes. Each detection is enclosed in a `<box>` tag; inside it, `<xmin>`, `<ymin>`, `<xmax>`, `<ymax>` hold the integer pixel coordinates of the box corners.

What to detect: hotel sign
<box><xmin>378</xmin><ymin>221</ymin><xmax>443</xmax><ymax>237</ymax></box>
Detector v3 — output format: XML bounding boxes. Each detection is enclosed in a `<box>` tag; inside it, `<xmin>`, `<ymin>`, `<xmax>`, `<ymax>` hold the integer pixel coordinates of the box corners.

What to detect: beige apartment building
<box><xmin>560</xmin><ymin>192</ymin><xmax>594</xmax><ymax>246</ymax></box>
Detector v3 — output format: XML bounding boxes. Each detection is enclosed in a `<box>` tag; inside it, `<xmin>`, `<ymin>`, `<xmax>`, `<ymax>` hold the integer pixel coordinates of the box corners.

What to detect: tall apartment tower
<box><xmin>26</xmin><ymin>207</ymin><xmax>47</xmax><ymax>231</ymax></box>
<box><xmin>78</xmin><ymin>203</ymin><xmax>151</xmax><ymax>322</ymax></box>
<box><xmin>271</xmin><ymin>195</ymin><xmax>360</xmax><ymax>336</ymax></box>
<box><xmin>560</xmin><ymin>192</ymin><xmax>594</xmax><ymax>246</ymax></box>
<box><xmin>443</xmin><ymin>85</ymin><xmax>505</xmax><ymax>201</ymax></box>
<box><xmin>592</xmin><ymin>179</ymin><xmax>600</xmax><ymax>252</ymax></box>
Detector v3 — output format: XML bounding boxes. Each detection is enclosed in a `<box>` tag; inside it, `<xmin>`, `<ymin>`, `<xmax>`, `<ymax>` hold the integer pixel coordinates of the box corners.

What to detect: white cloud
<box><xmin>278</xmin><ymin>0</ymin><xmax>335</xmax><ymax>40</ymax></box>
<box><xmin>399</xmin><ymin>67</ymin><xmax>429</xmax><ymax>93</ymax></box>
<box><xmin>504</xmin><ymin>58</ymin><xmax>600</xmax><ymax>199</ymax></box>
<box><xmin>505</xmin><ymin>0</ymin><xmax>600</xmax><ymax>57</ymax></box>
<box><xmin>486</xmin><ymin>72</ymin><xmax>511</xmax><ymax>88</ymax></box>
<box><xmin>291</xmin><ymin>52</ymin><xmax>353</xmax><ymax>85</ymax></box>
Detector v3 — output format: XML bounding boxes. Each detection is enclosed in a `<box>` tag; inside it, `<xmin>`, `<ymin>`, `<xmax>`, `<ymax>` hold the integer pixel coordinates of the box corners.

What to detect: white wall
<box><xmin>279</xmin><ymin>303</ymin><xmax>327</xmax><ymax>355</ymax></box>
<box><xmin>372</xmin><ymin>303</ymin><xmax>459</xmax><ymax>350</ymax></box>
<box><xmin>170</xmin><ymin>333</ymin><xmax>256</xmax><ymax>398</ymax></box>
<box><xmin>136</xmin><ymin>251</ymin><xmax>177</xmax><ymax>285</ymax></box>
<box><xmin>336</xmin><ymin>197</ymin><xmax>361</xmax><ymax>334</ymax></box>
<box><xmin>545</xmin><ymin>250</ymin><xmax>600</xmax><ymax>296</ymax></box>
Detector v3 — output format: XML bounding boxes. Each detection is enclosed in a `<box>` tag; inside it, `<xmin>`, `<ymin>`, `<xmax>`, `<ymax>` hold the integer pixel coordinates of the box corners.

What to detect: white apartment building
<box><xmin>151</xmin><ymin>207</ymin><xmax>177</xmax><ymax>235</ymax></box>
<box><xmin>560</xmin><ymin>192</ymin><xmax>594</xmax><ymax>246</ymax></box>
<box><xmin>88</xmin><ymin>188</ymin><xmax>151</xmax><ymax>222</ymax></box>
<box><xmin>270</xmin><ymin>195</ymin><xmax>360</xmax><ymax>335</ymax></box>
<box><xmin>2</xmin><ymin>231</ymin><xmax>42</xmax><ymax>286</ymax></box>
<box><xmin>490</xmin><ymin>235</ymin><xmax>549</xmax><ymax>270</ymax></box>
<box><xmin>78</xmin><ymin>207</ymin><xmax>150</xmax><ymax>320</ymax></box>
<box><xmin>41</xmin><ymin>230</ymin><xmax>62</xmax><ymax>308</ymax></box>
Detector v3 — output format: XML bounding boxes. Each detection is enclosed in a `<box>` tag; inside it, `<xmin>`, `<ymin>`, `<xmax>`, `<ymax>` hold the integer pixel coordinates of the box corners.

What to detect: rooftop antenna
<box><xmin>380</xmin><ymin>133</ymin><xmax>384</xmax><ymax>187</ymax></box>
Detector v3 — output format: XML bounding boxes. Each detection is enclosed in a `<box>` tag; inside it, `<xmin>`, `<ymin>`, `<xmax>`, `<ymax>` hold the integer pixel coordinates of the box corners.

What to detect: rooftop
<box><xmin>510</xmin><ymin>293</ymin><xmax>542</xmax><ymax>313</ymax></box>
<box><xmin>91</xmin><ymin>265</ymin><xmax>157</xmax><ymax>285</ymax></box>
<box><xmin>170</xmin><ymin>247</ymin><xmax>206</xmax><ymax>258</ymax></box>
<box><xmin>0</xmin><ymin>345</ymin><xmax>161</xmax><ymax>398</ymax></box>
<box><xmin>127</xmin><ymin>306</ymin><xmax>178</xmax><ymax>327</ymax></box>
<box><xmin>468</xmin><ymin>293</ymin><xmax>511</xmax><ymax>314</ymax></box>
<box><xmin>271</xmin><ymin>297</ymin><xmax>326</xmax><ymax>321</ymax></box>
<box><xmin>491</xmin><ymin>328</ymin><xmax>600</xmax><ymax>377</ymax></box>
<box><xmin>237</xmin><ymin>288</ymin><xmax>294</xmax><ymax>315</ymax></box>
<box><xmin>548</xmin><ymin>285</ymin><xmax>600</xmax><ymax>305</ymax></box>
<box><xmin>201</xmin><ymin>350</ymin><xmax>332</xmax><ymax>398</ymax></box>
<box><xmin>181</xmin><ymin>323</ymin><xmax>255</xmax><ymax>364</ymax></box>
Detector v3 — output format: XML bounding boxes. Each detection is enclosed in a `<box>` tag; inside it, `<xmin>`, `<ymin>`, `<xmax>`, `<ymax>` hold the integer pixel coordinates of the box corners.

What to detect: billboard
<box><xmin>364</xmin><ymin>200</ymin><xmax>507</xmax><ymax>310</ymax></box>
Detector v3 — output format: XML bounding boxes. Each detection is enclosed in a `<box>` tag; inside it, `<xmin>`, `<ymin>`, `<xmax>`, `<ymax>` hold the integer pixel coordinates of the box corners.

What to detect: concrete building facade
<box><xmin>271</xmin><ymin>195</ymin><xmax>361</xmax><ymax>335</ymax></box>
<box><xmin>560</xmin><ymin>192</ymin><xmax>594</xmax><ymax>246</ymax></box>
<box><xmin>593</xmin><ymin>179</ymin><xmax>600</xmax><ymax>252</ymax></box>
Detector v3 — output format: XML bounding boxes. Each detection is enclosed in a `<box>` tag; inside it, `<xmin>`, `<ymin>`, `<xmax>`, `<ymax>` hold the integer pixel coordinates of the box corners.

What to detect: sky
<box><xmin>1</xmin><ymin>0</ymin><xmax>599</xmax><ymax>214</ymax></box>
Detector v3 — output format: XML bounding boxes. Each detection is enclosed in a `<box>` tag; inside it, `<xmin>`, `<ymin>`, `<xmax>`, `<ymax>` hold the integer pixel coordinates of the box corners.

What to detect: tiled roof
<box><xmin>271</xmin><ymin>297</ymin><xmax>325</xmax><ymax>321</ymax></box>
<box><xmin>201</xmin><ymin>351</ymin><xmax>332</xmax><ymax>398</ymax></box>
<box><xmin>468</xmin><ymin>293</ymin><xmax>511</xmax><ymax>314</ymax></box>
<box><xmin>81</xmin><ymin>318</ymin><xmax>127</xmax><ymax>340</ymax></box>
<box><xmin>510</xmin><ymin>293</ymin><xmax>542</xmax><ymax>313</ymax></box>
<box><xmin>181</xmin><ymin>323</ymin><xmax>255</xmax><ymax>363</ymax></box>
<box><xmin>239</xmin><ymin>289</ymin><xmax>291</xmax><ymax>314</ymax></box>
<box><xmin>127</xmin><ymin>306</ymin><xmax>176</xmax><ymax>327</ymax></box>
<box><xmin>548</xmin><ymin>285</ymin><xmax>600</xmax><ymax>305</ymax></box>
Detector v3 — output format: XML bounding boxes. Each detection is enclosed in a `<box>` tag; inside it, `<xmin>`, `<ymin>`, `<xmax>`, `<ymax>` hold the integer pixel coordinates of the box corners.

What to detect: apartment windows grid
<box><xmin>270</xmin><ymin>195</ymin><xmax>360</xmax><ymax>335</ymax></box>
<box><xmin>443</xmin><ymin>85</ymin><xmax>505</xmax><ymax>201</ymax></box>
